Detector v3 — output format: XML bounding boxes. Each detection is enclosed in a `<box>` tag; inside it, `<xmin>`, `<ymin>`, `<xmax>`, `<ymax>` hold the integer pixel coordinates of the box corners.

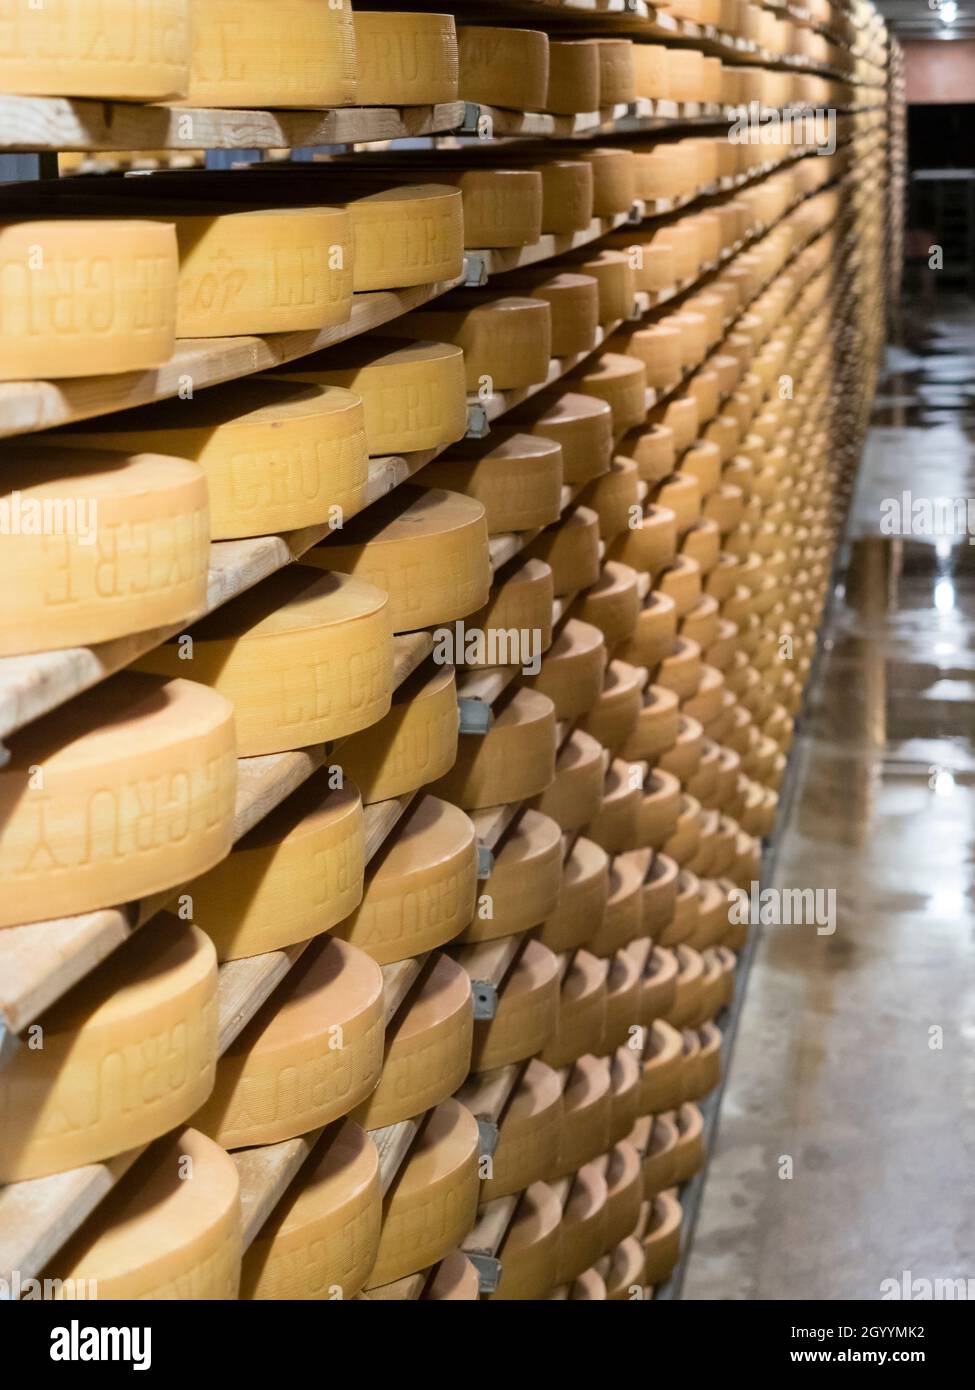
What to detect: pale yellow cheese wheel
<box><xmin>456</xmin><ymin>807</ymin><xmax>562</xmax><ymax>943</ymax></box>
<box><xmin>538</xmin><ymin>835</ymin><xmax>610</xmax><ymax>953</ymax></box>
<box><xmin>0</xmin><ymin>673</ymin><xmax>236</xmax><ymax>929</ymax></box>
<box><xmin>640</xmin><ymin>1018</ymin><xmax>684</xmax><ymax>1113</ymax></box>
<box><xmin>529</xmin><ymin>618</ymin><xmax>607</xmax><ymax>721</ymax></box>
<box><xmin>540</xmin><ymin>949</ymin><xmax>608</xmax><ymax>1069</ymax></box>
<box><xmin>569</xmin><ymin>351</ymin><xmax>648</xmax><ymax>438</ymax></box>
<box><xmin>447</xmin><ymin>168</ymin><xmax>543</xmax><ymax>248</ymax></box>
<box><xmin>579</xmin><ymin>660</ymin><xmax>644</xmax><ymax>758</ymax></box>
<box><xmin>466</xmin><ymin>556</ymin><xmax>554</xmax><ymax>655</ymax></box>
<box><xmin>424</xmin><ymin>1251</ymin><xmax>481</xmax><ymax>1299</ymax></box>
<box><xmin>366</xmin><ymin>1098</ymin><xmax>480</xmax><ymax>1286</ymax></box>
<box><xmin>610</xmin><ymin>502</ymin><xmax>678</xmax><ymax>577</ymax></box>
<box><xmin>631</xmin><ymin>43</ymin><xmax>670</xmax><ymax>100</ymax></box>
<box><xmin>605</xmin><ymin>1235</ymin><xmax>647</xmax><ymax>1301</ymax></box>
<box><xmin>524</xmin><ymin>505</ymin><xmax>601</xmax><ymax>596</ymax></box>
<box><xmin>531</xmin><ymin>159</ymin><xmax>595</xmax><ymax>234</ymax></box>
<box><xmin>337</xmin><ymin>663</ymin><xmax>459</xmax><ymax>804</ymax></box>
<box><xmin>0</xmin><ymin>219</ymin><xmax>178</xmax><ymax>380</ymax></box>
<box><xmin>638</xmin><ymin>769</ymin><xmax>682</xmax><ymax>850</ymax></box>
<box><xmin>619</xmin><ymin>590</ymin><xmax>677</xmax><ymax>669</ymax></box>
<box><xmin>572</xmin><ymin>148</ymin><xmax>637</xmax><ymax>217</ymax></box>
<box><xmin>431</xmin><ymin>686</ymin><xmax>557</xmax><ymax>809</ymax></box>
<box><xmin>604</xmin><ymin>1140</ymin><xmax>643</xmax><ymax>1249</ymax></box>
<box><xmin>0</xmin><ymin>0</ymin><xmax>190</xmax><ymax>100</ymax></box>
<box><xmin>609</xmin><ymin>1045</ymin><xmax>641</xmax><ymax>1144</ymax></box>
<box><xmin>55</xmin><ymin>381</ymin><xmax>368</xmax><ymax>541</ymax></box>
<box><xmin>613</xmin><ymin>323</ymin><xmax>682</xmax><ymax>390</ymax></box>
<box><xmin>589</xmin><ymin>757</ymin><xmax>642</xmax><ymax>854</ymax></box>
<box><xmin>241</xmin><ymin>1119</ymin><xmax>380</xmax><ymax>1300</ymax></box>
<box><xmin>623</xmin><ymin>424</ymin><xmax>676</xmax><ymax>483</ymax></box>
<box><xmin>332</xmin><ymin>795</ymin><xmax>477</xmax><ymax>965</ymax></box>
<box><xmin>489</xmin><ymin>1180</ymin><xmax>563</xmax><ymax>1300</ymax></box>
<box><xmin>470</xmin><ymin>938</ymin><xmax>560</xmax><ymax>1071</ymax></box>
<box><xmin>558</xmin><ymin>249</ymin><xmax>635</xmax><ymax>325</ymax></box>
<box><xmin>386</xmin><ymin>293</ymin><xmax>551</xmax><ymax>390</ymax></box>
<box><xmin>555</xmin><ymin>1055</ymin><xmax>612</xmax><ymax>1178</ymax></box>
<box><xmin>456</xmin><ymin>25</ymin><xmax>549</xmax><ymax>111</ymax></box>
<box><xmin>640</xmin><ymin>943</ymin><xmax>678</xmax><ymax>1023</ymax></box>
<box><xmin>604</xmin><ymin>226</ymin><xmax>675</xmax><ymax>294</ymax></box>
<box><xmin>642</xmin><ymin>1113</ymin><xmax>679</xmax><ymax>1196</ymax></box>
<box><xmin>480</xmin><ymin>1059</ymin><xmax>564</xmax><ymax>1201</ymax></box>
<box><xmin>185</xmin><ymin>776</ymin><xmax>364</xmax><ymax>962</ymax></box>
<box><xmin>135</xmin><ymin>566</ymin><xmax>393</xmax><ymax>757</ymax></box>
<box><xmin>185</xmin><ymin>0</ymin><xmax>357</xmax><ymax>108</ymax></box>
<box><xmin>577</xmin><ymin>561</ymin><xmax>642</xmax><ymax>651</ymax></box>
<box><xmin>353</xmin><ymin>954</ymin><xmax>472</xmax><ymax>1128</ymax></box>
<box><xmin>644</xmin><ymin>1190</ymin><xmax>682</xmax><ymax>1285</ymax></box>
<box><xmin>353</xmin><ymin>12</ymin><xmax>458</xmax><ymax>105</ymax></box>
<box><xmin>53</xmin><ymin>1128</ymin><xmax>240</xmax><ymax>1300</ymax></box>
<box><xmin>420</xmin><ymin>430</ymin><xmax>563</xmax><ymax>534</ymax></box>
<box><xmin>275</xmin><ymin>337</ymin><xmax>467</xmax><ymax>456</ymax></box>
<box><xmin>603</xmin><ymin>950</ymin><xmax>642</xmax><ymax>1052</ymax></box>
<box><xmin>307</xmin><ymin>485</ymin><xmax>490</xmax><ymax>633</ymax></box>
<box><xmin>0</xmin><ymin>918</ymin><xmax>218</xmax><ymax>1182</ymax></box>
<box><xmin>509</xmin><ymin>390</ymin><xmax>613</xmax><ymax>485</ymax></box>
<box><xmin>545</xmin><ymin>40</ymin><xmax>600</xmax><ymax>115</ymax></box>
<box><xmin>594</xmin><ymin>39</ymin><xmax>636</xmax><ymax>106</ymax></box>
<box><xmin>534</xmin><ymin>727</ymin><xmax>605</xmax><ymax>833</ymax></box>
<box><xmin>194</xmin><ymin>936</ymin><xmax>385</xmax><ymax>1148</ymax></box>
<box><xmin>588</xmin><ymin>853</ymin><xmax>645</xmax><ymax>958</ymax></box>
<box><xmin>580</xmin><ymin>455</ymin><xmax>640</xmax><ymax>544</ymax></box>
<box><xmin>556</xmin><ymin>1161</ymin><xmax>609</xmax><ymax>1284</ymax></box>
<box><xmin>0</xmin><ymin>446</ymin><xmax>208</xmax><ymax>657</ymax></box>
<box><xmin>643</xmin><ymin>852</ymin><xmax>679</xmax><ymax>940</ymax></box>
<box><xmin>496</xmin><ymin>269</ymin><xmax>600</xmax><ymax>358</ymax></box>
<box><xmin>335</xmin><ymin>185</ymin><xmax>464</xmax><ymax>292</ymax></box>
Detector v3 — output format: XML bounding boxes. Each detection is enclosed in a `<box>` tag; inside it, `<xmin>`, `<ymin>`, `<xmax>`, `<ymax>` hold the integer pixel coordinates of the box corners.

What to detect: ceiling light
<box><xmin>941</xmin><ymin>0</ymin><xmax>958</xmax><ymax>22</ymax></box>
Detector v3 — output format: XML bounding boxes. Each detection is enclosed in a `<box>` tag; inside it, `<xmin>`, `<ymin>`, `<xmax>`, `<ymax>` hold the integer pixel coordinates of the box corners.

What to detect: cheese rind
<box><xmin>420</xmin><ymin>430</ymin><xmax>563</xmax><ymax>534</ymax></box>
<box><xmin>386</xmin><ymin>293</ymin><xmax>552</xmax><ymax>390</ymax></box>
<box><xmin>545</xmin><ymin>40</ymin><xmax>600</xmax><ymax>115</ymax></box>
<box><xmin>456</xmin><ymin>26</ymin><xmax>549</xmax><ymax>111</ymax></box>
<box><xmin>456</xmin><ymin>808</ymin><xmax>562</xmax><ymax>943</ymax></box>
<box><xmin>479</xmin><ymin>1059</ymin><xmax>564</xmax><ymax>1201</ymax></box>
<box><xmin>338</xmin><ymin>664</ymin><xmax>459</xmax><ymax>804</ymax></box>
<box><xmin>431</xmin><ymin>686</ymin><xmax>557</xmax><ymax>810</ymax></box>
<box><xmin>339</xmin><ymin>186</ymin><xmax>464</xmax><ymax>292</ymax></box>
<box><xmin>509</xmin><ymin>391</ymin><xmax>613</xmax><ymax>485</ymax></box>
<box><xmin>538</xmin><ymin>835</ymin><xmax>609</xmax><ymax>953</ymax></box>
<box><xmin>470</xmin><ymin>939</ymin><xmax>560</xmax><ymax>1071</ymax></box>
<box><xmin>353</xmin><ymin>12</ymin><xmax>459</xmax><ymax>105</ymax></box>
<box><xmin>490</xmin><ymin>1181</ymin><xmax>563</xmax><ymax>1300</ymax></box>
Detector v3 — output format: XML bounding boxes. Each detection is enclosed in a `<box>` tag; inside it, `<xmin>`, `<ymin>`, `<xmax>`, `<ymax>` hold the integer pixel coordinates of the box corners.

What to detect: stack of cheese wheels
<box><xmin>420</xmin><ymin>429</ymin><xmax>564</xmax><ymax>534</ymax></box>
<box><xmin>384</xmin><ymin>291</ymin><xmax>553</xmax><ymax>391</ymax></box>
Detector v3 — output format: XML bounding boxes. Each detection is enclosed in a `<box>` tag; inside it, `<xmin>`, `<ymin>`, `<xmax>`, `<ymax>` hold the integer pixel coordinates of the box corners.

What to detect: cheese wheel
<box><xmin>559</xmin><ymin>249</ymin><xmax>635</xmax><ymax>325</ymax></box>
<box><xmin>580</xmin><ymin>660</ymin><xmax>645</xmax><ymax>757</ymax></box>
<box><xmin>534</xmin><ymin>727</ymin><xmax>605</xmax><ymax>833</ymax></box>
<box><xmin>609</xmin><ymin>1045</ymin><xmax>641</xmax><ymax>1144</ymax></box>
<box><xmin>185</xmin><ymin>0</ymin><xmax>356</xmax><ymax>108</ymax></box>
<box><xmin>337</xmin><ymin>664</ymin><xmax>459</xmax><ymax>804</ymax></box>
<box><xmin>466</xmin><ymin>556</ymin><xmax>554</xmax><ymax>655</ymax></box>
<box><xmin>0</xmin><ymin>219</ymin><xmax>178</xmax><ymax>380</ymax></box>
<box><xmin>603</xmin><ymin>951</ymin><xmax>642</xmax><ymax>1052</ymax></box>
<box><xmin>577</xmin><ymin>561</ymin><xmax>641</xmax><ymax>651</ymax></box>
<box><xmin>614</xmin><ymin>323</ymin><xmax>682</xmax><ymax>390</ymax></box>
<box><xmin>604</xmin><ymin>1140</ymin><xmax>643</xmax><ymax>1249</ymax></box>
<box><xmin>638</xmin><ymin>770</ymin><xmax>681</xmax><ymax>850</ymax></box>
<box><xmin>56</xmin><ymin>381</ymin><xmax>367</xmax><ymax>541</ymax></box>
<box><xmin>308</xmin><ymin>486</ymin><xmax>490</xmax><ymax>632</ymax></box>
<box><xmin>275</xmin><ymin>337</ymin><xmax>467</xmax><ymax>456</ymax></box>
<box><xmin>432</xmin><ymin>686</ymin><xmax>557</xmax><ymax>810</ymax></box>
<box><xmin>605</xmin><ymin>1235</ymin><xmax>647</xmax><ymax>1301</ymax></box>
<box><xmin>623</xmin><ymin>424</ymin><xmax>676</xmax><ymax>483</ymax></box>
<box><xmin>631</xmin><ymin>44</ymin><xmax>670</xmax><ymax>100</ymax></box>
<box><xmin>538</xmin><ymin>835</ymin><xmax>609</xmax><ymax>953</ymax></box>
<box><xmin>333</xmin><ymin>795</ymin><xmax>477</xmax><ymax>965</ymax></box>
<box><xmin>480</xmin><ymin>1059</ymin><xmax>564</xmax><ymax>1201</ymax></box>
<box><xmin>642</xmin><ymin>1113</ymin><xmax>679</xmax><ymax>1196</ymax></box>
<box><xmin>53</xmin><ymin>1128</ymin><xmax>240</xmax><ymax>1300</ymax></box>
<box><xmin>0</xmin><ymin>673</ymin><xmax>236</xmax><ymax>929</ymax></box>
<box><xmin>353</xmin><ymin>12</ymin><xmax>458</xmax><ymax>104</ymax></box>
<box><xmin>456</xmin><ymin>26</ymin><xmax>549</xmax><ymax>111</ymax></box>
<box><xmin>569</xmin><ymin>1268</ymin><xmax>608</xmax><ymax>1299</ymax></box>
<box><xmin>135</xmin><ymin>566</ymin><xmax>393</xmax><ymax>757</ymax></box>
<box><xmin>657</xmin><ymin>554</ymin><xmax>702</xmax><ymax>618</ymax></box>
<box><xmin>509</xmin><ymin>391</ymin><xmax>613</xmax><ymax>485</ymax></box>
<box><xmin>644</xmin><ymin>1190</ymin><xmax>682</xmax><ymax>1285</ymax></box>
<box><xmin>366</xmin><ymin>1099</ymin><xmax>480</xmax><ymax>1287</ymax></box>
<box><xmin>0</xmin><ymin>0</ymin><xmax>189</xmax><ymax>101</ymax></box>
<box><xmin>470</xmin><ymin>938</ymin><xmax>560</xmax><ymax>1071</ymax></box>
<box><xmin>594</xmin><ymin>39</ymin><xmax>636</xmax><ymax>106</ymax></box>
<box><xmin>337</xmin><ymin>185</ymin><xmax>464</xmax><ymax>292</ymax></box>
<box><xmin>524</xmin><ymin>506</ymin><xmax>601</xmax><ymax>596</ymax></box>
<box><xmin>0</xmin><ymin>447</ymin><xmax>208</xmax><ymax>657</ymax></box>
<box><xmin>643</xmin><ymin>853</ymin><xmax>679</xmax><ymax>939</ymax></box>
<box><xmin>0</xmin><ymin>918</ymin><xmax>218</xmax><ymax>1181</ymax></box>
<box><xmin>447</xmin><ymin>168</ymin><xmax>543</xmax><ymax>248</ymax></box>
<box><xmin>490</xmin><ymin>1181</ymin><xmax>562</xmax><ymax>1301</ymax></box>
<box><xmin>588</xmin><ymin>853</ymin><xmax>645</xmax><ymax>957</ymax></box>
<box><xmin>611</xmin><ymin>503</ymin><xmax>678</xmax><ymax>578</ymax></box>
<box><xmin>640</xmin><ymin>1018</ymin><xmax>684</xmax><ymax>1114</ymax></box>
<box><xmin>529</xmin><ymin>619</ymin><xmax>607</xmax><ymax>721</ymax></box>
<box><xmin>569</xmin><ymin>352</ymin><xmax>647</xmax><ymax>437</ymax></box>
<box><xmin>424</xmin><ymin>1251</ymin><xmax>481</xmax><ymax>1300</ymax></box>
<box><xmin>531</xmin><ymin>160</ymin><xmax>595</xmax><ymax>234</ymax></box>
<box><xmin>386</xmin><ymin>293</ymin><xmax>551</xmax><ymax>390</ymax></box>
<box><xmin>540</xmin><ymin>949</ymin><xmax>608</xmax><ymax>1069</ymax></box>
<box><xmin>241</xmin><ymin>1119</ymin><xmax>380</xmax><ymax>1301</ymax></box>
<box><xmin>573</xmin><ymin>148</ymin><xmax>637</xmax><ymax>218</ymax></box>
<box><xmin>556</xmin><ymin>1056</ymin><xmax>612</xmax><ymax>1178</ymax></box>
<box><xmin>657</xmin><ymin>638</ymin><xmax>702</xmax><ymax>700</ymax></box>
<box><xmin>495</xmin><ymin>270</ymin><xmax>599</xmax><ymax>359</ymax></box>
<box><xmin>457</xmin><ymin>808</ymin><xmax>562</xmax><ymax>943</ymax></box>
<box><xmin>619</xmin><ymin>591</ymin><xmax>677</xmax><ymax>670</ymax></box>
<box><xmin>580</xmin><ymin>455</ymin><xmax>640</xmax><ymax>544</ymax></box>
<box><xmin>545</xmin><ymin>40</ymin><xmax>600</xmax><ymax>115</ymax></box>
<box><xmin>194</xmin><ymin>936</ymin><xmax>384</xmax><ymax>1148</ymax></box>
<box><xmin>653</xmin><ymin>474</ymin><xmax>701</xmax><ymax>539</ymax></box>
<box><xmin>556</xmin><ymin>1161</ymin><xmax>609</xmax><ymax>1284</ymax></box>
<box><xmin>186</xmin><ymin>777</ymin><xmax>364</xmax><ymax>962</ymax></box>
<box><xmin>353</xmin><ymin>954</ymin><xmax>472</xmax><ymax>1128</ymax></box>
<box><xmin>605</xmin><ymin>227</ymin><xmax>675</xmax><ymax>293</ymax></box>
<box><xmin>420</xmin><ymin>430</ymin><xmax>563</xmax><ymax>534</ymax></box>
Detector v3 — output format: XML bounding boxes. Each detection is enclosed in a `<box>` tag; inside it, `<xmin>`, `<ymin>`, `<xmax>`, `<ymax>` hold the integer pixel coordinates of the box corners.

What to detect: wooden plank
<box><xmin>380</xmin><ymin>954</ymin><xmax>428</xmax><ymax>1026</ymax></box>
<box><xmin>0</xmin><ymin>96</ymin><xmax>467</xmax><ymax>153</ymax></box>
<box><xmin>461</xmin><ymin>1193</ymin><xmax>520</xmax><ymax>1260</ymax></box>
<box><xmin>372</xmin><ymin>1119</ymin><xmax>420</xmax><ymax>1195</ymax></box>
<box><xmin>233</xmin><ymin>1127</ymin><xmax>326</xmax><ymax>1251</ymax></box>
<box><xmin>455</xmin><ymin>1064</ymin><xmax>522</xmax><ymax>1130</ymax></box>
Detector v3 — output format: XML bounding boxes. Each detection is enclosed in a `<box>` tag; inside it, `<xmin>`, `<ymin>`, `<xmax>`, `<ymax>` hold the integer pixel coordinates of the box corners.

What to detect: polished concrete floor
<box><xmin>684</xmin><ymin>291</ymin><xmax>975</xmax><ymax>1301</ymax></box>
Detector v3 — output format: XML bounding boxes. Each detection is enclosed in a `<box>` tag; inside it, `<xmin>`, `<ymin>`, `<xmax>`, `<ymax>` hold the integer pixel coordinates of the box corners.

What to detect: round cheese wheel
<box><xmin>186</xmin><ymin>777</ymin><xmax>364</xmax><ymax>963</ymax></box>
<box><xmin>524</xmin><ymin>506</ymin><xmax>601</xmax><ymax>597</ymax></box>
<box><xmin>366</xmin><ymin>1098</ymin><xmax>480</xmax><ymax>1287</ymax></box>
<box><xmin>496</xmin><ymin>269</ymin><xmax>599</xmax><ymax>358</ymax></box>
<box><xmin>424</xmin><ymin>1251</ymin><xmax>481</xmax><ymax>1300</ymax></box>
<box><xmin>0</xmin><ymin>219</ymin><xmax>178</xmax><ymax>379</ymax></box>
<box><xmin>432</xmin><ymin>686</ymin><xmax>557</xmax><ymax>810</ymax></box>
<box><xmin>489</xmin><ymin>1181</ymin><xmax>562</xmax><ymax>1301</ymax></box>
<box><xmin>572</xmin><ymin>148</ymin><xmax>636</xmax><ymax>217</ymax></box>
<box><xmin>643</xmin><ymin>853</ymin><xmax>679</xmax><ymax>939</ymax></box>
<box><xmin>470</xmin><ymin>938</ymin><xmax>560</xmax><ymax>1071</ymax></box>
<box><xmin>276</xmin><ymin>337</ymin><xmax>467</xmax><ymax>457</ymax></box>
<box><xmin>457</xmin><ymin>808</ymin><xmax>562</xmax><ymax>943</ymax></box>
<box><xmin>0</xmin><ymin>673</ymin><xmax>236</xmax><ymax>929</ymax></box>
<box><xmin>456</xmin><ymin>25</ymin><xmax>549</xmax><ymax>111</ymax></box>
<box><xmin>670</xmin><ymin>1101</ymin><xmax>705</xmax><ymax>1184</ymax></box>
<box><xmin>659</xmin><ymin>868</ymin><xmax>701</xmax><ymax>947</ymax></box>
<box><xmin>682</xmin><ymin>595</ymin><xmax>721</xmax><ymax>651</ymax></box>
<box><xmin>0</xmin><ymin>918</ymin><xmax>218</xmax><ymax>1181</ymax></box>
<box><xmin>643</xmin><ymin>1190</ymin><xmax>682</xmax><ymax>1286</ymax></box>
<box><xmin>588</xmin><ymin>757</ymin><xmax>642</xmax><ymax>854</ymax></box>
<box><xmin>577</xmin><ymin>560</ymin><xmax>641</xmax><ymax>651</ymax></box>
<box><xmin>531</xmin><ymin>159</ymin><xmax>594</xmax><ymax>233</ymax></box>
<box><xmin>622</xmin><ymin>684</ymin><xmax>680</xmax><ymax>761</ymax></box>
<box><xmin>556</xmin><ymin>1161</ymin><xmax>609</xmax><ymax>1284</ymax></box>
<box><xmin>545</xmin><ymin>39</ymin><xmax>599</xmax><ymax>114</ymax></box>
<box><xmin>308</xmin><ymin>486</ymin><xmax>490</xmax><ymax>632</ymax></box>
<box><xmin>241</xmin><ymin>1119</ymin><xmax>380</xmax><ymax>1300</ymax></box>
<box><xmin>56</xmin><ymin>381</ymin><xmax>368</xmax><ymax>541</ymax></box>
<box><xmin>353</xmin><ymin>954</ymin><xmax>472</xmax><ymax>1128</ymax></box>
<box><xmin>622</xmin><ymin>423</ymin><xmax>676</xmax><ymax>483</ymax></box>
<box><xmin>569</xmin><ymin>1267</ymin><xmax>608</xmax><ymax>1298</ymax></box>
<box><xmin>529</xmin><ymin>619</ymin><xmax>607</xmax><ymax>721</ymax></box>
<box><xmin>654</xmin><ymin>473</ymin><xmax>701</xmax><ymax>538</ymax></box>
<box><xmin>388</xmin><ymin>292</ymin><xmax>551</xmax><ymax>390</ymax></box>
<box><xmin>605</xmin><ymin>1235</ymin><xmax>647</xmax><ymax>1301</ymax></box>
<box><xmin>0</xmin><ymin>1</ymin><xmax>189</xmax><ymax>101</ymax></box>
<box><xmin>135</xmin><ymin>566</ymin><xmax>393</xmax><ymax>757</ymax></box>
<box><xmin>509</xmin><ymin>390</ymin><xmax>613</xmax><ymax>485</ymax></box>
<box><xmin>642</xmin><ymin>1113</ymin><xmax>679</xmax><ymax>1196</ymax></box>
<box><xmin>53</xmin><ymin>1128</ymin><xmax>240</xmax><ymax>1300</ymax></box>
<box><xmin>609</xmin><ymin>1044</ymin><xmax>641</xmax><ymax>1144</ymax></box>
<box><xmin>614</xmin><ymin>323</ymin><xmax>682</xmax><ymax>391</ymax></box>
<box><xmin>657</xmin><ymin>637</ymin><xmax>702</xmax><ymax>699</ymax></box>
<box><xmin>657</xmin><ymin>554</ymin><xmax>702</xmax><ymax>618</ymax></box>
<box><xmin>638</xmin><ymin>770</ymin><xmax>681</xmax><ymax>850</ymax></box>
<box><xmin>605</xmin><ymin>227</ymin><xmax>675</xmax><ymax>293</ymax></box>
<box><xmin>541</xmin><ymin>950</ymin><xmax>608</xmax><ymax>1069</ymax></box>
<box><xmin>580</xmin><ymin>455</ymin><xmax>640</xmax><ymax>544</ymax></box>
<box><xmin>619</xmin><ymin>591</ymin><xmax>677</xmax><ymax>669</ymax></box>
<box><xmin>447</xmin><ymin>168</ymin><xmax>543</xmax><ymax>248</ymax></box>
<box><xmin>333</xmin><ymin>795</ymin><xmax>477</xmax><ymax>965</ymax></box>
<box><xmin>631</xmin><ymin>43</ymin><xmax>670</xmax><ymax>100</ymax></box>
<box><xmin>338</xmin><ymin>663</ymin><xmax>459</xmax><ymax>804</ymax></box>
<box><xmin>534</xmin><ymin>727</ymin><xmax>605</xmax><ymax>833</ymax></box>
<box><xmin>538</xmin><ymin>835</ymin><xmax>609</xmax><ymax>953</ymax></box>
<box><xmin>658</xmin><ymin>717</ymin><xmax>705</xmax><ymax>786</ymax></box>
<box><xmin>569</xmin><ymin>352</ymin><xmax>647</xmax><ymax>438</ymax></box>
<box><xmin>593</xmin><ymin>39</ymin><xmax>635</xmax><ymax>105</ymax></box>
<box><xmin>559</xmin><ymin>249</ymin><xmax>635</xmax><ymax>325</ymax></box>
<box><xmin>611</xmin><ymin>503</ymin><xmax>677</xmax><ymax>577</ymax></box>
<box><xmin>640</xmin><ymin>1018</ymin><xmax>684</xmax><ymax>1114</ymax></box>
<box><xmin>193</xmin><ymin>937</ymin><xmax>385</xmax><ymax>1148</ymax></box>
<box><xmin>662</xmin><ymin>944</ymin><xmax>705</xmax><ymax>1029</ymax></box>
<box><xmin>353</xmin><ymin>11</ymin><xmax>458</xmax><ymax>104</ymax></box>
<box><xmin>421</xmin><ymin>430</ymin><xmax>563</xmax><ymax>534</ymax></box>
<box><xmin>334</xmin><ymin>185</ymin><xmax>464</xmax><ymax>293</ymax></box>
<box><xmin>185</xmin><ymin>0</ymin><xmax>356</xmax><ymax>107</ymax></box>
<box><xmin>580</xmin><ymin>660</ymin><xmax>645</xmax><ymax>756</ymax></box>
<box><xmin>603</xmin><ymin>950</ymin><xmax>642</xmax><ymax>1052</ymax></box>
<box><xmin>480</xmin><ymin>1058</ymin><xmax>564</xmax><ymax>1201</ymax></box>
<box><xmin>0</xmin><ymin>447</ymin><xmax>208</xmax><ymax>656</ymax></box>
<box><xmin>588</xmin><ymin>853</ymin><xmax>645</xmax><ymax>958</ymax></box>
<box><xmin>604</xmin><ymin>1140</ymin><xmax>643</xmax><ymax>1249</ymax></box>
<box><xmin>555</xmin><ymin>1054</ymin><xmax>612</xmax><ymax>1178</ymax></box>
